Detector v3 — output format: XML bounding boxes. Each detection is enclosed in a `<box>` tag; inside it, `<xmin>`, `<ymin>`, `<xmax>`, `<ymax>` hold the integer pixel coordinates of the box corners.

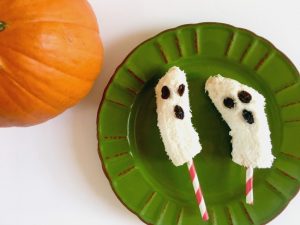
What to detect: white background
<box><xmin>0</xmin><ymin>0</ymin><xmax>299</xmax><ymax>224</ymax></box>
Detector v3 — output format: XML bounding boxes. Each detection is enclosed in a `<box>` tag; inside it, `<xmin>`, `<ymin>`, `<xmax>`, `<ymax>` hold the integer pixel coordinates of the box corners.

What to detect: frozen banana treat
<box><xmin>205</xmin><ymin>75</ymin><xmax>275</xmax><ymax>204</ymax></box>
<box><xmin>155</xmin><ymin>66</ymin><xmax>202</xmax><ymax>166</ymax></box>
<box><xmin>155</xmin><ymin>66</ymin><xmax>208</xmax><ymax>220</ymax></box>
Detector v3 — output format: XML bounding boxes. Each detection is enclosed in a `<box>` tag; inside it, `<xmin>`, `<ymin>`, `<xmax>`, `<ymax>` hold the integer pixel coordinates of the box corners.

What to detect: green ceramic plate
<box><xmin>97</xmin><ymin>23</ymin><xmax>300</xmax><ymax>225</ymax></box>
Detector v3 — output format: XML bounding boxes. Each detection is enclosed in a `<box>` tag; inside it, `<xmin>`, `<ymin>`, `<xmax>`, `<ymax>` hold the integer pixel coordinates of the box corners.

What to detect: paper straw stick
<box><xmin>187</xmin><ymin>160</ymin><xmax>209</xmax><ymax>221</ymax></box>
<box><xmin>246</xmin><ymin>166</ymin><xmax>253</xmax><ymax>204</ymax></box>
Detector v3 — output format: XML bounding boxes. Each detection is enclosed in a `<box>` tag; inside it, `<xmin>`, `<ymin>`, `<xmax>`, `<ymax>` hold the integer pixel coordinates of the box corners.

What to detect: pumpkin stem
<box><xmin>0</xmin><ymin>21</ymin><xmax>6</xmax><ymax>31</ymax></box>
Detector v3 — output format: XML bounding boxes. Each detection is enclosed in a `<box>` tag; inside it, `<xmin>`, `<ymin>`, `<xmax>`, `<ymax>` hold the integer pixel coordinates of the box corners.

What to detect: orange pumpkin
<box><xmin>0</xmin><ymin>0</ymin><xmax>103</xmax><ymax>127</ymax></box>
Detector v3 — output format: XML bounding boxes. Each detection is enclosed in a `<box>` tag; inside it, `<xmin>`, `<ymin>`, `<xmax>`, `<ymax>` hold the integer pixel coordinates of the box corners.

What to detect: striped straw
<box><xmin>187</xmin><ymin>160</ymin><xmax>209</xmax><ymax>221</ymax></box>
<box><xmin>246</xmin><ymin>166</ymin><xmax>253</xmax><ymax>204</ymax></box>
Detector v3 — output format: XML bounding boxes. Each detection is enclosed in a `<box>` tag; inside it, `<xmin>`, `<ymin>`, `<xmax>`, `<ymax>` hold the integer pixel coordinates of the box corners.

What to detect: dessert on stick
<box><xmin>205</xmin><ymin>75</ymin><xmax>275</xmax><ymax>204</ymax></box>
<box><xmin>155</xmin><ymin>66</ymin><xmax>208</xmax><ymax>220</ymax></box>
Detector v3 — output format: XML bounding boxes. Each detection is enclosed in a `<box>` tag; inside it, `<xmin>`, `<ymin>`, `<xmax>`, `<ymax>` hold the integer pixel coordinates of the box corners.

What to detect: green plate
<box><xmin>97</xmin><ymin>23</ymin><xmax>300</xmax><ymax>225</ymax></box>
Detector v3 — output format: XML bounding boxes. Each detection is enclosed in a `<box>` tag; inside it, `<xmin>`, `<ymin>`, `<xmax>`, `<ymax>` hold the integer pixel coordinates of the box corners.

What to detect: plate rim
<box><xmin>96</xmin><ymin>22</ymin><xmax>300</xmax><ymax>225</ymax></box>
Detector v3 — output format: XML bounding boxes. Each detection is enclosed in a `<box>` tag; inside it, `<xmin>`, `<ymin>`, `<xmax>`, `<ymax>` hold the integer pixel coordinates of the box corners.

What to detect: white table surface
<box><xmin>0</xmin><ymin>0</ymin><xmax>299</xmax><ymax>224</ymax></box>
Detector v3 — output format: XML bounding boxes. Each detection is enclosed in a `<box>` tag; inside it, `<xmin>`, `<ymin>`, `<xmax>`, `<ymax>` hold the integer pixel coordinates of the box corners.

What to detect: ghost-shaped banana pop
<box><xmin>155</xmin><ymin>66</ymin><xmax>201</xmax><ymax>166</ymax></box>
<box><xmin>205</xmin><ymin>75</ymin><xmax>275</xmax><ymax>204</ymax></box>
<box><xmin>155</xmin><ymin>66</ymin><xmax>208</xmax><ymax>220</ymax></box>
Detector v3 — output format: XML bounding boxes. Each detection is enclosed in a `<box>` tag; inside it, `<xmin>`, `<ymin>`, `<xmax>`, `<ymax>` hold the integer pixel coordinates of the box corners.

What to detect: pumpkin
<box><xmin>0</xmin><ymin>0</ymin><xmax>103</xmax><ymax>127</ymax></box>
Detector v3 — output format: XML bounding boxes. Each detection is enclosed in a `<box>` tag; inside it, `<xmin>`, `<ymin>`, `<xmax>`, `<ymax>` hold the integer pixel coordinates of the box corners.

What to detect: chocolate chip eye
<box><xmin>161</xmin><ymin>86</ymin><xmax>170</xmax><ymax>99</ymax></box>
<box><xmin>178</xmin><ymin>84</ymin><xmax>185</xmax><ymax>96</ymax></box>
<box><xmin>242</xmin><ymin>109</ymin><xmax>254</xmax><ymax>124</ymax></box>
<box><xmin>174</xmin><ymin>105</ymin><xmax>184</xmax><ymax>119</ymax></box>
<box><xmin>223</xmin><ymin>98</ymin><xmax>235</xmax><ymax>109</ymax></box>
<box><xmin>238</xmin><ymin>91</ymin><xmax>252</xmax><ymax>103</ymax></box>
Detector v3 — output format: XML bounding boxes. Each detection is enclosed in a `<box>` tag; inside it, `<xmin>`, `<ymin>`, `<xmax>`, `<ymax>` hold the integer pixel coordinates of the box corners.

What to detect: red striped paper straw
<box><xmin>187</xmin><ymin>160</ymin><xmax>209</xmax><ymax>221</ymax></box>
<box><xmin>246</xmin><ymin>166</ymin><xmax>253</xmax><ymax>204</ymax></box>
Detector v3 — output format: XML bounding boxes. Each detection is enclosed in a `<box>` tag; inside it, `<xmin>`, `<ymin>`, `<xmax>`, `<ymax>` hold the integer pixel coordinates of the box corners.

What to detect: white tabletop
<box><xmin>0</xmin><ymin>0</ymin><xmax>299</xmax><ymax>224</ymax></box>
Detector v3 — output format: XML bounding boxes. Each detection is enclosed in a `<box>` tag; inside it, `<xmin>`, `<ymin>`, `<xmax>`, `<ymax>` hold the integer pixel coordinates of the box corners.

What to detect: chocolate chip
<box><xmin>223</xmin><ymin>98</ymin><xmax>235</xmax><ymax>109</ymax></box>
<box><xmin>242</xmin><ymin>109</ymin><xmax>254</xmax><ymax>124</ymax></box>
<box><xmin>174</xmin><ymin>105</ymin><xmax>184</xmax><ymax>119</ymax></box>
<box><xmin>161</xmin><ymin>86</ymin><xmax>170</xmax><ymax>99</ymax></box>
<box><xmin>238</xmin><ymin>91</ymin><xmax>252</xmax><ymax>103</ymax></box>
<box><xmin>178</xmin><ymin>84</ymin><xmax>185</xmax><ymax>96</ymax></box>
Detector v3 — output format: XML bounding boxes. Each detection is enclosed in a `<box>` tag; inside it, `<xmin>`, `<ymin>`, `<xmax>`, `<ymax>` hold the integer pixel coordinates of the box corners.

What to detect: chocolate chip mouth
<box><xmin>174</xmin><ymin>105</ymin><xmax>184</xmax><ymax>119</ymax></box>
<box><xmin>242</xmin><ymin>109</ymin><xmax>254</xmax><ymax>124</ymax></box>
